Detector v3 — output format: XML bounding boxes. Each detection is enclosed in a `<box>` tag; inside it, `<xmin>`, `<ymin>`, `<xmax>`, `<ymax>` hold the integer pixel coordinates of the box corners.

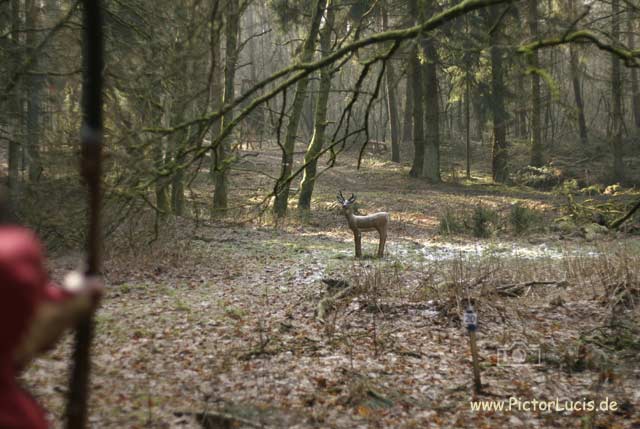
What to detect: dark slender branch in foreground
<box><xmin>65</xmin><ymin>0</ymin><xmax>103</xmax><ymax>427</ymax></box>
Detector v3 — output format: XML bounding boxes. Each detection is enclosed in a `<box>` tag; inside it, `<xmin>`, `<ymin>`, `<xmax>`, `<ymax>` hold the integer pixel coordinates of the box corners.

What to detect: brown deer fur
<box><xmin>337</xmin><ymin>192</ymin><xmax>389</xmax><ymax>258</ymax></box>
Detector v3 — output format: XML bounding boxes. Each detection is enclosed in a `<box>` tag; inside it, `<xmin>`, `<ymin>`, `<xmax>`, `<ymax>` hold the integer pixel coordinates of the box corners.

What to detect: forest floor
<box><xmin>24</xmin><ymin>145</ymin><xmax>640</xmax><ymax>428</ymax></box>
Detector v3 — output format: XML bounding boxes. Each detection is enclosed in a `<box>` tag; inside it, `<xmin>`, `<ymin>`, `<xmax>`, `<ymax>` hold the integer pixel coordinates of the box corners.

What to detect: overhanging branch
<box><xmin>518</xmin><ymin>30</ymin><xmax>640</xmax><ymax>68</ymax></box>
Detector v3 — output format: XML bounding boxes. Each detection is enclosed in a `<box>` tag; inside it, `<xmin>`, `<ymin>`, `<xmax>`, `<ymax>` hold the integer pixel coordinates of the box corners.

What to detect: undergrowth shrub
<box><xmin>439</xmin><ymin>205</ymin><xmax>501</xmax><ymax>237</ymax></box>
<box><xmin>509</xmin><ymin>203</ymin><xmax>542</xmax><ymax>235</ymax></box>
<box><xmin>472</xmin><ymin>204</ymin><xmax>499</xmax><ymax>238</ymax></box>
<box><xmin>438</xmin><ymin>207</ymin><xmax>466</xmax><ymax>235</ymax></box>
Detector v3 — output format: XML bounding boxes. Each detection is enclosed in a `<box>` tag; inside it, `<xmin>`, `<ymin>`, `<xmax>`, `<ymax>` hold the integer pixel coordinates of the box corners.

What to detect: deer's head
<box><xmin>337</xmin><ymin>191</ymin><xmax>356</xmax><ymax>215</ymax></box>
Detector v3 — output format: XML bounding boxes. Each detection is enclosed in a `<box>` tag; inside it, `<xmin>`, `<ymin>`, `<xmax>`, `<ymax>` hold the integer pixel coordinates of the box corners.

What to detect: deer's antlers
<box><xmin>337</xmin><ymin>191</ymin><xmax>356</xmax><ymax>205</ymax></box>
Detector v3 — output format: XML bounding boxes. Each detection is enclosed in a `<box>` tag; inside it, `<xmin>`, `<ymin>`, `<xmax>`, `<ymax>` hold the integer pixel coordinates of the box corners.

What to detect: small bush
<box><xmin>509</xmin><ymin>203</ymin><xmax>541</xmax><ymax>235</ymax></box>
<box><xmin>471</xmin><ymin>204</ymin><xmax>499</xmax><ymax>238</ymax></box>
<box><xmin>438</xmin><ymin>208</ymin><xmax>466</xmax><ymax>235</ymax></box>
<box><xmin>513</xmin><ymin>165</ymin><xmax>563</xmax><ymax>190</ymax></box>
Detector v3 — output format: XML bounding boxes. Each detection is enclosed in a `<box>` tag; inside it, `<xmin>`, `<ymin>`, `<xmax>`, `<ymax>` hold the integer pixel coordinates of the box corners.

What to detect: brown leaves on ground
<box><xmin>22</xmin><ymin>152</ymin><xmax>640</xmax><ymax>428</ymax></box>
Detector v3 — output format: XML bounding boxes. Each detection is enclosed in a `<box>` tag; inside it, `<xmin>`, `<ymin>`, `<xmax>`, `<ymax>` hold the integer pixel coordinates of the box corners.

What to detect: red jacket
<box><xmin>0</xmin><ymin>227</ymin><xmax>71</xmax><ymax>429</ymax></box>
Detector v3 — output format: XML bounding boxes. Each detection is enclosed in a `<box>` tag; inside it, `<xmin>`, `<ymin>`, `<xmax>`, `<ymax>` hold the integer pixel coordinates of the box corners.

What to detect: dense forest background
<box><xmin>2</xmin><ymin>0</ymin><xmax>640</xmax><ymax>245</ymax></box>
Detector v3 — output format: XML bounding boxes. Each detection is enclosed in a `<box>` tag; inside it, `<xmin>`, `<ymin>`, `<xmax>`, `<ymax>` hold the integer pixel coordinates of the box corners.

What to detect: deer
<box><xmin>337</xmin><ymin>191</ymin><xmax>389</xmax><ymax>258</ymax></box>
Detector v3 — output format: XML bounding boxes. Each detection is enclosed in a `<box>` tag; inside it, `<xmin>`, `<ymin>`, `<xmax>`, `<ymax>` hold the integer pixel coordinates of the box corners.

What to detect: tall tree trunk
<box><xmin>627</xmin><ymin>7</ymin><xmax>640</xmax><ymax>128</ymax></box>
<box><xmin>170</xmin><ymin>134</ymin><xmax>185</xmax><ymax>215</ymax></box>
<box><xmin>381</xmin><ymin>3</ymin><xmax>400</xmax><ymax>163</ymax></box>
<box><xmin>408</xmin><ymin>42</ymin><xmax>424</xmax><ymax>177</ymax></box>
<box><xmin>209</xmin><ymin>1</ymin><xmax>223</xmax><ymax>183</ymax></box>
<box><xmin>298</xmin><ymin>2</ymin><xmax>334</xmax><ymax>211</ymax></box>
<box><xmin>407</xmin><ymin>0</ymin><xmax>422</xmax><ymax>177</ymax></box>
<box><xmin>611</xmin><ymin>0</ymin><xmax>625</xmax><ymax>181</ymax></box>
<box><xmin>472</xmin><ymin>85</ymin><xmax>484</xmax><ymax>141</ymax></box>
<box><xmin>214</xmin><ymin>0</ymin><xmax>240</xmax><ymax>210</ymax></box>
<box><xmin>402</xmin><ymin>73</ymin><xmax>413</xmax><ymax>143</ymax></box>
<box><xmin>25</xmin><ymin>0</ymin><xmax>42</xmax><ymax>182</ymax></box>
<box><xmin>273</xmin><ymin>0</ymin><xmax>326</xmax><ymax>218</ymax></box>
<box><xmin>421</xmin><ymin>33</ymin><xmax>440</xmax><ymax>183</ymax></box>
<box><xmin>154</xmin><ymin>150</ymin><xmax>169</xmax><ymax>213</ymax></box>
<box><xmin>465</xmin><ymin>71</ymin><xmax>471</xmax><ymax>178</ymax></box>
<box><xmin>566</xmin><ymin>0</ymin><xmax>588</xmax><ymax>145</ymax></box>
<box><xmin>155</xmin><ymin>96</ymin><xmax>170</xmax><ymax>213</ymax></box>
<box><xmin>172</xmin><ymin>30</ymin><xmax>200</xmax><ymax>216</ymax></box>
<box><xmin>486</xmin><ymin>7</ymin><xmax>508</xmax><ymax>183</ymax></box>
<box><xmin>528</xmin><ymin>0</ymin><xmax>543</xmax><ymax>166</ymax></box>
<box><xmin>8</xmin><ymin>0</ymin><xmax>21</xmax><ymax>193</ymax></box>
<box><xmin>569</xmin><ymin>45</ymin><xmax>588</xmax><ymax>145</ymax></box>
<box><xmin>515</xmin><ymin>69</ymin><xmax>527</xmax><ymax>139</ymax></box>
<box><xmin>457</xmin><ymin>98</ymin><xmax>463</xmax><ymax>133</ymax></box>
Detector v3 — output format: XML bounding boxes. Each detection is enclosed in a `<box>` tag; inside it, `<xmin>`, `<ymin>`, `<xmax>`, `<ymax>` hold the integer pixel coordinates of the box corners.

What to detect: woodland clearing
<box><xmin>24</xmin><ymin>147</ymin><xmax>640</xmax><ymax>429</ymax></box>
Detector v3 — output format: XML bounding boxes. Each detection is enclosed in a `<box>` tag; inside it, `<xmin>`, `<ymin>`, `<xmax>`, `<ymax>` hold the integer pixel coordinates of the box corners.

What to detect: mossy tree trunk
<box><xmin>402</xmin><ymin>73</ymin><xmax>413</xmax><ymax>144</ymax></box>
<box><xmin>611</xmin><ymin>0</ymin><xmax>624</xmax><ymax>182</ymax></box>
<box><xmin>566</xmin><ymin>0</ymin><xmax>587</xmax><ymax>145</ymax></box>
<box><xmin>381</xmin><ymin>1</ymin><xmax>400</xmax><ymax>163</ymax></box>
<box><xmin>484</xmin><ymin>6</ymin><xmax>508</xmax><ymax>183</ymax></box>
<box><xmin>569</xmin><ymin>44</ymin><xmax>588</xmax><ymax>145</ymax></box>
<box><xmin>408</xmin><ymin>0</ymin><xmax>424</xmax><ymax>178</ymax></box>
<box><xmin>155</xmin><ymin>96</ymin><xmax>171</xmax><ymax>214</ymax></box>
<box><xmin>421</xmin><ymin>3</ymin><xmax>440</xmax><ymax>183</ymax></box>
<box><xmin>273</xmin><ymin>0</ymin><xmax>326</xmax><ymax>218</ymax></box>
<box><xmin>26</xmin><ymin>0</ymin><xmax>42</xmax><ymax>182</ymax></box>
<box><xmin>209</xmin><ymin>4</ymin><xmax>223</xmax><ymax>184</ymax></box>
<box><xmin>298</xmin><ymin>1</ymin><xmax>334</xmax><ymax>211</ymax></box>
<box><xmin>408</xmin><ymin>41</ymin><xmax>424</xmax><ymax>178</ymax></box>
<box><xmin>528</xmin><ymin>0</ymin><xmax>543</xmax><ymax>167</ymax></box>
<box><xmin>8</xmin><ymin>0</ymin><xmax>21</xmax><ymax>194</ymax></box>
<box><xmin>627</xmin><ymin>6</ymin><xmax>640</xmax><ymax>128</ymax></box>
<box><xmin>515</xmin><ymin>68</ymin><xmax>527</xmax><ymax>139</ymax></box>
<box><xmin>465</xmin><ymin>71</ymin><xmax>471</xmax><ymax>178</ymax></box>
<box><xmin>214</xmin><ymin>0</ymin><xmax>240</xmax><ymax>211</ymax></box>
<box><xmin>170</xmin><ymin>129</ymin><xmax>185</xmax><ymax>215</ymax></box>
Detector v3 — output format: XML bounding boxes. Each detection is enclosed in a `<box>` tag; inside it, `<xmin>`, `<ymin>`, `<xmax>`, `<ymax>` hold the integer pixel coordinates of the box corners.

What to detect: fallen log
<box><xmin>609</xmin><ymin>198</ymin><xmax>640</xmax><ymax>229</ymax></box>
<box><xmin>496</xmin><ymin>280</ymin><xmax>567</xmax><ymax>297</ymax></box>
<box><xmin>316</xmin><ymin>285</ymin><xmax>355</xmax><ymax>323</ymax></box>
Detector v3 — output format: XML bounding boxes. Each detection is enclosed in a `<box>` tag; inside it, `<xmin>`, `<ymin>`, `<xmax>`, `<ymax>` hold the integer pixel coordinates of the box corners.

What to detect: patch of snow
<box><xmin>390</xmin><ymin>240</ymin><xmax>599</xmax><ymax>262</ymax></box>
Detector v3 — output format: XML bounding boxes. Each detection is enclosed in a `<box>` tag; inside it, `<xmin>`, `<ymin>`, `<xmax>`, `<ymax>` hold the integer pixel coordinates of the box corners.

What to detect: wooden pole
<box><xmin>464</xmin><ymin>306</ymin><xmax>482</xmax><ymax>393</ymax></box>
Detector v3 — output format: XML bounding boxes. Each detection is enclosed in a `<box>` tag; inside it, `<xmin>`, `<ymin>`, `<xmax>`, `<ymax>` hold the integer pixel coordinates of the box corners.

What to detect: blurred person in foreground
<box><xmin>0</xmin><ymin>189</ymin><xmax>103</xmax><ymax>428</ymax></box>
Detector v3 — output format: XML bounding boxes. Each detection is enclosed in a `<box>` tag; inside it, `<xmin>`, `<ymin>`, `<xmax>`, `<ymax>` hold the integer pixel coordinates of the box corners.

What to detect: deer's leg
<box><xmin>354</xmin><ymin>231</ymin><xmax>362</xmax><ymax>258</ymax></box>
<box><xmin>377</xmin><ymin>229</ymin><xmax>387</xmax><ymax>258</ymax></box>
